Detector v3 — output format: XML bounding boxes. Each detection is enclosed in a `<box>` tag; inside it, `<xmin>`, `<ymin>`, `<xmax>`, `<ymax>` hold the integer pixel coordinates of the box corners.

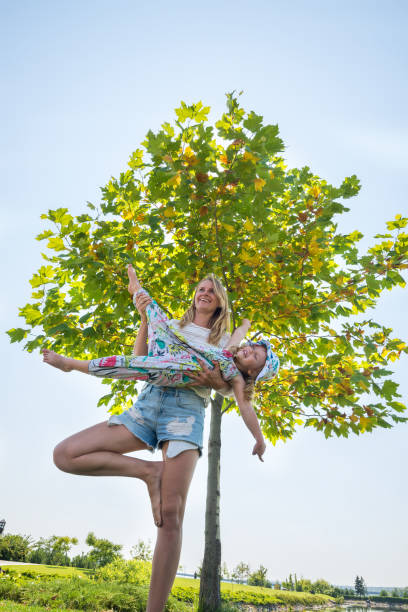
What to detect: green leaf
<box><xmin>7</xmin><ymin>328</ymin><xmax>29</xmax><ymax>343</ymax></box>
<box><xmin>47</xmin><ymin>237</ymin><xmax>65</xmax><ymax>251</ymax></box>
<box><xmin>243</xmin><ymin>111</ymin><xmax>263</xmax><ymax>132</ymax></box>
<box><xmin>381</xmin><ymin>379</ymin><xmax>399</xmax><ymax>400</ymax></box>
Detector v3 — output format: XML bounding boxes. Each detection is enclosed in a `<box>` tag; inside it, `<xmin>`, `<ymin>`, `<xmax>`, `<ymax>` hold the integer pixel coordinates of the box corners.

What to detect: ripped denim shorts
<box><xmin>108</xmin><ymin>384</ymin><xmax>206</xmax><ymax>455</ymax></box>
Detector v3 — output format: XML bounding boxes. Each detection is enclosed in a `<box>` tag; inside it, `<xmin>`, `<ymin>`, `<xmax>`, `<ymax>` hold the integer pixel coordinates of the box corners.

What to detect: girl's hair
<box><xmin>179</xmin><ymin>274</ymin><xmax>230</xmax><ymax>345</ymax></box>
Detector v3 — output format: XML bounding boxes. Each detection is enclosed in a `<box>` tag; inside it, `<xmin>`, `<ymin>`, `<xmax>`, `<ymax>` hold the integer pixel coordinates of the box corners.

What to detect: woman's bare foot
<box><xmin>42</xmin><ymin>349</ymin><xmax>73</xmax><ymax>372</ymax></box>
<box><xmin>145</xmin><ymin>461</ymin><xmax>164</xmax><ymax>527</ymax></box>
<box><xmin>127</xmin><ymin>264</ymin><xmax>142</xmax><ymax>296</ymax></box>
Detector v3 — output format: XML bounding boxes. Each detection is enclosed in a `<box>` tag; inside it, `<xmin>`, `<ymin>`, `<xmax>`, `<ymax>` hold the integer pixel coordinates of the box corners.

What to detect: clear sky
<box><xmin>1</xmin><ymin>0</ymin><xmax>407</xmax><ymax>587</ymax></box>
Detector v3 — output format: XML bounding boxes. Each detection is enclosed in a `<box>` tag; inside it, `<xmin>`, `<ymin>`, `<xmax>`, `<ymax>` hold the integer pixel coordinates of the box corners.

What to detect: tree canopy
<box><xmin>9</xmin><ymin>92</ymin><xmax>408</xmax><ymax>443</ymax></box>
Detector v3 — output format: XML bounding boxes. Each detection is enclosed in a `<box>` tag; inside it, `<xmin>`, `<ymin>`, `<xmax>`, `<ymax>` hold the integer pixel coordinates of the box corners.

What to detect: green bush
<box><xmin>0</xmin><ymin>534</ymin><xmax>32</xmax><ymax>561</ymax></box>
<box><xmin>0</xmin><ymin>574</ymin><xmax>191</xmax><ymax>611</ymax></box>
<box><xmin>94</xmin><ymin>557</ymin><xmax>151</xmax><ymax>585</ymax></box>
<box><xmin>368</xmin><ymin>595</ymin><xmax>408</xmax><ymax>605</ymax></box>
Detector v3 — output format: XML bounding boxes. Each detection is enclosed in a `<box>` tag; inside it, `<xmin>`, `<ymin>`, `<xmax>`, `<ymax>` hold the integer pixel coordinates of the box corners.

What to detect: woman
<box><xmin>52</xmin><ymin>273</ymin><xmax>231</xmax><ymax>612</ymax></box>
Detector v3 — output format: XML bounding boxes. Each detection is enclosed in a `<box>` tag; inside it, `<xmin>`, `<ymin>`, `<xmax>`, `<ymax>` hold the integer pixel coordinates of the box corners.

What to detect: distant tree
<box><xmin>29</xmin><ymin>535</ymin><xmax>78</xmax><ymax>566</ymax></box>
<box><xmin>85</xmin><ymin>532</ymin><xmax>122</xmax><ymax>568</ymax></box>
<box><xmin>354</xmin><ymin>575</ymin><xmax>366</xmax><ymax>598</ymax></box>
<box><xmin>344</xmin><ymin>587</ymin><xmax>355</xmax><ymax>597</ymax></box>
<box><xmin>402</xmin><ymin>587</ymin><xmax>408</xmax><ymax>598</ymax></box>
<box><xmin>220</xmin><ymin>562</ymin><xmax>230</xmax><ymax>581</ymax></box>
<box><xmin>130</xmin><ymin>539</ymin><xmax>152</xmax><ymax>562</ymax></box>
<box><xmin>232</xmin><ymin>562</ymin><xmax>250</xmax><ymax>584</ymax></box>
<box><xmin>282</xmin><ymin>574</ymin><xmax>295</xmax><ymax>590</ymax></box>
<box><xmin>391</xmin><ymin>588</ymin><xmax>401</xmax><ymax>598</ymax></box>
<box><xmin>70</xmin><ymin>552</ymin><xmax>95</xmax><ymax>569</ymax></box>
<box><xmin>248</xmin><ymin>564</ymin><xmax>271</xmax><ymax>588</ymax></box>
<box><xmin>379</xmin><ymin>589</ymin><xmax>389</xmax><ymax>597</ymax></box>
<box><xmin>296</xmin><ymin>578</ymin><xmax>312</xmax><ymax>592</ymax></box>
<box><xmin>195</xmin><ymin>561</ymin><xmax>202</xmax><ymax>578</ymax></box>
<box><xmin>311</xmin><ymin>578</ymin><xmax>332</xmax><ymax>595</ymax></box>
<box><xmin>0</xmin><ymin>533</ymin><xmax>33</xmax><ymax>562</ymax></box>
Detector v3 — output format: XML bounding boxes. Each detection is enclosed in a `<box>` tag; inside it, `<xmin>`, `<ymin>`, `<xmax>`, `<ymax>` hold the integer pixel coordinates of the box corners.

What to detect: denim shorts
<box><xmin>108</xmin><ymin>385</ymin><xmax>206</xmax><ymax>455</ymax></box>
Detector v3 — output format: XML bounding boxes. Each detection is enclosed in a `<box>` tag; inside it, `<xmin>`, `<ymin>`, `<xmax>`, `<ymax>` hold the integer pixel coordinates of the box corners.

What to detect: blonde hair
<box><xmin>179</xmin><ymin>274</ymin><xmax>230</xmax><ymax>345</ymax></box>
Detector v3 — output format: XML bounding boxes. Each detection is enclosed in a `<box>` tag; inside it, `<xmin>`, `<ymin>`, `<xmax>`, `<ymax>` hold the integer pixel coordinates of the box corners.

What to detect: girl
<box><xmin>43</xmin><ymin>266</ymin><xmax>279</xmax><ymax>462</ymax></box>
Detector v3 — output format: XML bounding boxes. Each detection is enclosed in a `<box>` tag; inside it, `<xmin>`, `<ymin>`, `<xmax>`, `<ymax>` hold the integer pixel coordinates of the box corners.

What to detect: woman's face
<box><xmin>194</xmin><ymin>279</ymin><xmax>220</xmax><ymax>315</ymax></box>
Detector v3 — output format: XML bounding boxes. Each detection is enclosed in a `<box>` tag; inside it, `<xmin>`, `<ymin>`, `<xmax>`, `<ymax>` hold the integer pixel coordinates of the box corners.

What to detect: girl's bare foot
<box><xmin>145</xmin><ymin>461</ymin><xmax>164</xmax><ymax>527</ymax></box>
<box><xmin>42</xmin><ymin>349</ymin><xmax>72</xmax><ymax>372</ymax></box>
<box><xmin>127</xmin><ymin>264</ymin><xmax>141</xmax><ymax>296</ymax></box>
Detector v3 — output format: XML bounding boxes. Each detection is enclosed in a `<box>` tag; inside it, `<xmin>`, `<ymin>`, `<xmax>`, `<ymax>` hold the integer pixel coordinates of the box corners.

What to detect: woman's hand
<box><xmin>133</xmin><ymin>291</ymin><xmax>152</xmax><ymax>324</ymax></box>
<box><xmin>252</xmin><ymin>437</ymin><xmax>266</xmax><ymax>462</ymax></box>
<box><xmin>187</xmin><ymin>359</ymin><xmax>229</xmax><ymax>391</ymax></box>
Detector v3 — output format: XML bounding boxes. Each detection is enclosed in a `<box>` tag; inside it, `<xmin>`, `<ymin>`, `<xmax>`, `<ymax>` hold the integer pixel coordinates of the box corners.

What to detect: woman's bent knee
<box><xmin>53</xmin><ymin>441</ymin><xmax>74</xmax><ymax>472</ymax></box>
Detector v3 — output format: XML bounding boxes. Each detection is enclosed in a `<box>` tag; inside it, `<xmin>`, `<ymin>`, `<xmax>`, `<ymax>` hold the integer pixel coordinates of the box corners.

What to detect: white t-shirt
<box><xmin>168</xmin><ymin>319</ymin><xmax>230</xmax><ymax>400</ymax></box>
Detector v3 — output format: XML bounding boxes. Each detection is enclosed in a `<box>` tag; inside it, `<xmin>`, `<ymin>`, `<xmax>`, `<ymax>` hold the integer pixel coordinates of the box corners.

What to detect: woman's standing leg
<box><xmin>146</xmin><ymin>446</ymin><xmax>199</xmax><ymax>612</ymax></box>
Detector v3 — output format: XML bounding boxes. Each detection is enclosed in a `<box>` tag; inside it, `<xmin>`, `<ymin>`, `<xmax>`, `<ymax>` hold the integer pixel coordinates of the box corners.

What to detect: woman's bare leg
<box><xmin>53</xmin><ymin>422</ymin><xmax>164</xmax><ymax>525</ymax></box>
<box><xmin>146</xmin><ymin>445</ymin><xmax>199</xmax><ymax>612</ymax></box>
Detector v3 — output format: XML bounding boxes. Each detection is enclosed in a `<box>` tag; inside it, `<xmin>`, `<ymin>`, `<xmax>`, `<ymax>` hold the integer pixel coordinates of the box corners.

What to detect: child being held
<box><xmin>43</xmin><ymin>265</ymin><xmax>279</xmax><ymax>460</ymax></box>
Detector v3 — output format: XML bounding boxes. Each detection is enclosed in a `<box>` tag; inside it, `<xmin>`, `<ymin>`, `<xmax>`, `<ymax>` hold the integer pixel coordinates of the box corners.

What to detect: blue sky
<box><xmin>1</xmin><ymin>0</ymin><xmax>407</xmax><ymax>586</ymax></box>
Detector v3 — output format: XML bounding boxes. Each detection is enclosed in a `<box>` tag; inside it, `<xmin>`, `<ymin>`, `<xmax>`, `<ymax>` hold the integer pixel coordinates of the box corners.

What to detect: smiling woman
<box><xmin>45</xmin><ymin>268</ymin><xmax>233</xmax><ymax>612</ymax></box>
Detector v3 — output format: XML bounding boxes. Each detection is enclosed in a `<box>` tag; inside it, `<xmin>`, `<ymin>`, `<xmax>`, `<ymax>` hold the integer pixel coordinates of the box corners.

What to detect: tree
<box><xmin>248</xmin><ymin>564</ymin><xmax>271</xmax><ymax>587</ymax></box>
<box><xmin>9</xmin><ymin>93</ymin><xmax>408</xmax><ymax>611</ymax></box>
<box><xmin>0</xmin><ymin>533</ymin><xmax>33</xmax><ymax>562</ymax></box>
<box><xmin>379</xmin><ymin>589</ymin><xmax>389</xmax><ymax>597</ymax></box>
<box><xmin>282</xmin><ymin>573</ymin><xmax>295</xmax><ymax>590</ymax></box>
<box><xmin>28</xmin><ymin>535</ymin><xmax>78</xmax><ymax>566</ymax></box>
<box><xmin>85</xmin><ymin>532</ymin><xmax>122</xmax><ymax>567</ymax></box>
<box><xmin>295</xmin><ymin>577</ymin><xmax>312</xmax><ymax>592</ymax></box>
<box><xmin>232</xmin><ymin>561</ymin><xmax>250</xmax><ymax>584</ymax></box>
<box><xmin>354</xmin><ymin>575</ymin><xmax>367</xmax><ymax>598</ymax></box>
<box><xmin>311</xmin><ymin>578</ymin><xmax>333</xmax><ymax>595</ymax></box>
<box><xmin>71</xmin><ymin>552</ymin><xmax>95</xmax><ymax>569</ymax></box>
<box><xmin>220</xmin><ymin>562</ymin><xmax>230</xmax><ymax>581</ymax></box>
<box><xmin>130</xmin><ymin>538</ymin><xmax>153</xmax><ymax>562</ymax></box>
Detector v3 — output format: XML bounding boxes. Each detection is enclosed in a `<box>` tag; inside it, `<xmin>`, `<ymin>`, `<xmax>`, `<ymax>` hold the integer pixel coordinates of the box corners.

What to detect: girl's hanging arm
<box><xmin>231</xmin><ymin>375</ymin><xmax>266</xmax><ymax>462</ymax></box>
<box><xmin>132</xmin><ymin>292</ymin><xmax>152</xmax><ymax>356</ymax></box>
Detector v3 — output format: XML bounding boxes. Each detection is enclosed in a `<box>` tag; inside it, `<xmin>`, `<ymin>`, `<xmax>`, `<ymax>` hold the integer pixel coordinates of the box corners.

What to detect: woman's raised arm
<box><xmin>132</xmin><ymin>291</ymin><xmax>152</xmax><ymax>356</ymax></box>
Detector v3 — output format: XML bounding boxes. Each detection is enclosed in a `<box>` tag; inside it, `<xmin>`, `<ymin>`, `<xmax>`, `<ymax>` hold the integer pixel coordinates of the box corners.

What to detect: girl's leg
<box><xmin>43</xmin><ymin>350</ymin><xmax>189</xmax><ymax>383</ymax></box>
<box><xmin>53</xmin><ymin>422</ymin><xmax>164</xmax><ymax>526</ymax></box>
<box><xmin>42</xmin><ymin>349</ymin><xmax>89</xmax><ymax>373</ymax></box>
<box><xmin>146</xmin><ymin>445</ymin><xmax>199</xmax><ymax>612</ymax></box>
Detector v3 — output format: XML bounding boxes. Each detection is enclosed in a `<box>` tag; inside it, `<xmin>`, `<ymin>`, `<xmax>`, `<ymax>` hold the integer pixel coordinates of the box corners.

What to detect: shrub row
<box><xmin>0</xmin><ymin>574</ymin><xmax>191</xmax><ymax>611</ymax></box>
<box><xmin>345</xmin><ymin>595</ymin><xmax>408</xmax><ymax>605</ymax></box>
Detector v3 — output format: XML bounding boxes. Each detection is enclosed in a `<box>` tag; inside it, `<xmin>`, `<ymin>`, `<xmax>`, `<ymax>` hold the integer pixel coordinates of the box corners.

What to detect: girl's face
<box><xmin>194</xmin><ymin>280</ymin><xmax>220</xmax><ymax>315</ymax></box>
<box><xmin>235</xmin><ymin>344</ymin><xmax>267</xmax><ymax>378</ymax></box>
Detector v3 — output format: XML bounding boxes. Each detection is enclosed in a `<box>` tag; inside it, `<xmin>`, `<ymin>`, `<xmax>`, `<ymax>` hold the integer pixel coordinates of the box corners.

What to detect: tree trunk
<box><xmin>198</xmin><ymin>392</ymin><xmax>223</xmax><ymax>612</ymax></box>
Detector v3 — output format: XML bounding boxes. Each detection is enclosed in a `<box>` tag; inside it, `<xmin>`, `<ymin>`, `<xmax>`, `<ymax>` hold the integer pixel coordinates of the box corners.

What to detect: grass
<box><xmin>1</xmin><ymin>564</ymin><xmax>334</xmax><ymax>610</ymax></box>
<box><xmin>174</xmin><ymin>576</ymin><xmax>334</xmax><ymax>605</ymax></box>
<box><xmin>0</xmin><ymin>563</ymin><xmax>92</xmax><ymax>577</ymax></box>
<box><xmin>0</xmin><ymin>601</ymin><xmax>80</xmax><ymax>611</ymax></box>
